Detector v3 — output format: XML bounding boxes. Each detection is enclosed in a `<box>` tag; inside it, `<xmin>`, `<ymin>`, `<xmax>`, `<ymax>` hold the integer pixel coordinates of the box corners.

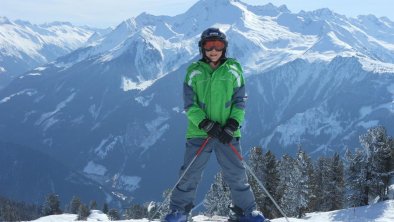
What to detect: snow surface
<box><xmin>83</xmin><ymin>161</ymin><xmax>108</xmax><ymax>176</ymax></box>
<box><xmin>35</xmin><ymin>92</ymin><xmax>76</xmax><ymax>131</ymax></box>
<box><xmin>94</xmin><ymin>135</ymin><xmax>122</xmax><ymax>159</ymax></box>
<box><xmin>0</xmin><ymin>89</ymin><xmax>37</xmax><ymax>104</ymax></box>
<box><xmin>111</xmin><ymin>174</ymin><xmax>141</xmax><ymax>192</ymax></box>
<box><xmin>122</xmin><ymin>76</ymin><xmax>155</xmax><ymax>91</ymax></box>
<box><xmin>32</xmin><ymin>200</ymin><xmax>394</xmax><ymax>222</ymax></box>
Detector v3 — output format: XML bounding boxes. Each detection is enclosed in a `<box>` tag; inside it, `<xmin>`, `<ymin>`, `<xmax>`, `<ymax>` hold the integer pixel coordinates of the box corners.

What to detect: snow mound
<box><xmin>271</xmin><ymin>200</ymin><xmax>394</xmax><ymax>222</ymax></box>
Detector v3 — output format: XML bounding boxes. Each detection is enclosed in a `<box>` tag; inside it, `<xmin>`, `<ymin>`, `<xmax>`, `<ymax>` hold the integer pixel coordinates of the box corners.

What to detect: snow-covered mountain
<box><xmin>0</xmin><ymin>0</ymin><xmax>393</xmax><ymax>207</ymax></box>
<box><xmin>0</xmin><ymin>16</ymin><xmax>111</xmax><ymax>89</ymax></box>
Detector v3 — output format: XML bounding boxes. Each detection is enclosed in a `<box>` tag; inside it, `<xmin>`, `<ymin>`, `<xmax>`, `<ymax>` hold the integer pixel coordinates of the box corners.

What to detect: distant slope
<box><xmin>0</xmin><ymin>141</ymin><xmax>114</xmax><ymax>206</ymax></box>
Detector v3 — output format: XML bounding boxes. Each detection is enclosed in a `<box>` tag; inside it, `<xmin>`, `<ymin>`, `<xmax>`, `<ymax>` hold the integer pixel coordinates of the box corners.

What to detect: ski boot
<box><xmin>228</xmin><ymin>205</ymin><xmax>267</xmax><ymax>222</ymax></box>
<box><xmin>163</xmin><ymin>210</ymin><xmax>189</xmax><ymax>222</ymax></box>
<box><xmin>163</xmin><ymin>203</ymin><xmax>194</xmax><ymax>222</ymax></box>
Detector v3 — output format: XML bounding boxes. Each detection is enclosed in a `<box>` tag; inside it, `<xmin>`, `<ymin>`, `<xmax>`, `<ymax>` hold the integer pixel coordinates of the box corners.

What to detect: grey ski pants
<box><xmin>169</xmin><ymin>137</ymin><xmax>256</xmax><ymax>214</ymax></box>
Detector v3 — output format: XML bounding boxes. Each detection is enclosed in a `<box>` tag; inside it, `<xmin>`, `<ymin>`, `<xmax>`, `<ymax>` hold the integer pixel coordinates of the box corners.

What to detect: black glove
<box><xmin>199</xmin><ymin>119</ymin><xmax>222</xmax><ymax>138</ymax></box>
<box><xmin>218</xmin><ymin>118</ymin><xmax>239</xmax><ymax>144</ymax></box>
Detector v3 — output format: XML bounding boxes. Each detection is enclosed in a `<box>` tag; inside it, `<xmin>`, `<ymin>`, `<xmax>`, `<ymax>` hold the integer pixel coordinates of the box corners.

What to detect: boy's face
<box><xmin>203</xmin><ymin>40</ymin><xmax>225</xmax><ymax>63</ymax></box>
<box><xmin>205</xmin><ymin>49</ymin><xmax>223</xmax><ymax>63</ymax></box>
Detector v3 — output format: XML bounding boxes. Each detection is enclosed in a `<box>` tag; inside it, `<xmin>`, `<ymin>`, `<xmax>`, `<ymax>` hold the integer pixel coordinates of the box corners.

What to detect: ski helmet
<box><xmin>198</xmin><ymin>28</ymin><xmax>228</xmax><ymax>59</ymax></box>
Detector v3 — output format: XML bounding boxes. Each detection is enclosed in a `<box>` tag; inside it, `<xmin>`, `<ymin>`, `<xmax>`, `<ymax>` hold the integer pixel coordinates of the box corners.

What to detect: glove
<box><xmin>199</xmin><ymin>119</ymin><xmax>222</xmax><ymax>138</ymax></box>
<box><xmin>218</xmin><ymin>118</ymin><xmax>239</xmax><ymax>144</ymax></box>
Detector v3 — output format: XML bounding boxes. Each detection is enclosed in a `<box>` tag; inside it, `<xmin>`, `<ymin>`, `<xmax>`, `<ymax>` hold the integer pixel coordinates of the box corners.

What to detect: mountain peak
<box><xmin>309</xmin><ymin>8</ymin><xmax>342</xmax><ymax>19</ymax></box>
<box><xmin>0</xmin><ymin>16</ymin><xmax>12</xmax><ymax>25</ymax></box>
<box><xmin>14</xmin><ymin>19</ymin><xmax>33</xmax><ymax>27</ymax></box>
<box><xmin>179</xmin><ymin>0</ymin><xmax>245</xmax><ymax>24</ymax></box>
<box><xmin>357</xmin><ymin>14</ymin><xmax>381</xmax><ymax>23</ymax></box>
<box><xmin>247</xmin><ymin>3</ymin><xmax>290</xmax><ymax>17</ymax></box>
<box><xmin>42</xmin><ymin>21</ymin><xmax>74</xmax><ymax>27</ymax></box>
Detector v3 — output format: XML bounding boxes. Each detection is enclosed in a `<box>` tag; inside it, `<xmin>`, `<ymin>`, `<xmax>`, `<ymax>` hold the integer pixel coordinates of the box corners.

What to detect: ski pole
<box><xmin>228</xmin><ymin>143</ymin><xmax>290</xmax><ymax>222</ymax></box>
<box><xmin>149</xmin><ymin>137</ymin><xmax>211</xmax><ymax>221</ymax></box>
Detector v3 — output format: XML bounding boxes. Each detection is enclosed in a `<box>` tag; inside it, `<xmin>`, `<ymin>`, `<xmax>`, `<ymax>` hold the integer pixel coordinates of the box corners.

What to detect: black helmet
<box><xmin>198</xmin><ymin>27</ymin><xmax>228</xmax><ymax>48</ymax></box>
<box><xmin>198</xmin><ymin>28</ymin><xmax>228</xmax><ymax>60</ymax></box>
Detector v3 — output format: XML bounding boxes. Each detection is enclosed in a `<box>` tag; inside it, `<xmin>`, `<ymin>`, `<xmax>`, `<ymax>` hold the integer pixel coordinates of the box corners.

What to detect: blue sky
<box><xmin>1</xmin><ymin>0</ymin><xmax>393</xmax><ymax>28</ymax></box>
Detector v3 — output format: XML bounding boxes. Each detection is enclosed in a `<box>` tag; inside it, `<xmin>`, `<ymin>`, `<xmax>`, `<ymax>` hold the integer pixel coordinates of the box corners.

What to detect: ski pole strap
<box><xmin>228</xmin><ymin>142</ymin><xmax>243</xmax><ymax>160</ymax></box>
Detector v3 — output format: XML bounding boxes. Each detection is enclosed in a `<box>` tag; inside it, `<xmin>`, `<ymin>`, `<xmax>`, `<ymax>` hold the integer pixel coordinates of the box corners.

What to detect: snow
<box><xmin>359</xmin><ymin>106</ymin><xmax>373</xmax><ymax>119</ymax></box>
<box><xmin>88</xmin><ymin>104</ymin><xmax>101</xmax><ymax>120</ymax></box>
<box><xmin>357</xmin><ymin>120</ymin><xmax>379</xmax><ymax>129</ymax></box>
<box><xmin>265</xmin><ymin>105</ymin><xmax>342</xmax><ymax>149</ymax></box>
<box><xmin>0</xmin><ymin>89</ymin><xmax>37</xmax><ymax>104</ymax></box>
<box><xmin>94</xmin><ymin>135</ymin><xmax>122</xmax><ymax>159</ymax></box>
<box><xmin>388</xmin><ymin>84</ymin><xmax>394</xmax><ymax>113</ymax></box>
<box><xmin>389</xmin><ymin>184</ymin><xmax>394</xmax><ymax>199</ymax></box>
<box><xmin>122</xmin><ymin>76</ymin><xmax>155</xmax><ymax>91</ymax></box>
<box><xmin>272</xmin><ymin>200</ymin><xmax>394</xmax><ymax>222</ymax></box>
<box><xmin>139</xmin><ymin>105</ymin><xmax>170</xmax><ymax>155</ymax></box>
<box><xmin>135</xmin><ymin>94</ymin><xmax>154</xmax><ymax>107</ymax></box>
<box><xmin>35</xmin><ymin>92</ymin><xmax>76</xmax><ymax>131</ymax></box>
<box><xmin>111</xmin><ymin>174</ymin><xmax>141</xmax><ymax>192</ymax></box>
<box><xmin>0</xmin><ymin>19</ymin><xmax>94</xmax><ymax>64</ymax></box>
<box><xmin>34</xmin><ymin>66</ymin><xmax>47</xmax><ymax>71</ymax></box>
<box><xmin>140</xmin><ymin>116</ymin><xmax>170</xmax><ymax>154</ymax></box>
<box><xmin>32</xmin><ymin>210</ymin><xmax>111</xmax><ymax>222</ymax></box>
<box><xmin>83</xmin><ymin>161</ymin><xmax>108</xmax><ymax>176</ymax></box>
<box><xmin>31</xmin><ymin>200</ymin><xmax>394</xmax><ymax>221</ymax></box>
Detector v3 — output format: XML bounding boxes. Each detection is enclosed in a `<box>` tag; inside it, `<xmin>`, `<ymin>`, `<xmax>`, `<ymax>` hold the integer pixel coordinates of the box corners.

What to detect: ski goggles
<box><xmin>203</xmin><ymin>40</ymin><xmax>225</xmax><ymax>51</ymax></box>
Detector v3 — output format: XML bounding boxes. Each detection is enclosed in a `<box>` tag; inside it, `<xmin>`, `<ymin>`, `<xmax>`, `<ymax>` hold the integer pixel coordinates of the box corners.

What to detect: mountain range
<box><xmin>0</xmin><ymin>0</ymin><xmax>393</xmax><ymax>207</ymax></box>
<box><xmin>0</xmin><ymin>16</ymin><xmax>111</xmax><ymax>89</ymax></box>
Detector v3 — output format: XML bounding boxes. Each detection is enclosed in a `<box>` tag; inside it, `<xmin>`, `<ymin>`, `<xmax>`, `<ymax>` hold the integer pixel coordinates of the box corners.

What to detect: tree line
<box><xmin>0</xmin><ymin>196</ymin><xmax>41</xmax><ymax>221</ymax></box>
<box><xmin>204</xmin><ymin>125</ymin><xmax>394</xmax><ymax>218</ymax></box>
<box><xmin>0</xmin><ymin>193</ymin><xmax>120</xmax><ymax>221</ymax></box>
<box><xmin>1</xmin><ymin>125</ymin><xmax>393</xmax><ymax>221</ymax></box>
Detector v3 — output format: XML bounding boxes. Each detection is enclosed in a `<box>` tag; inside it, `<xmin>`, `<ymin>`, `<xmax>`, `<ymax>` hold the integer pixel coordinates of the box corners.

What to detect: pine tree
<box><xmin>157</xmin><ymin>189</ymin><xmax>171</xmax><ymax>219</ymax></box>
<box><xmin>277</xmin><ymin>154</ymin><xmax>293</xmax><ymax>208</ymax></box>
<box><xmin>390</xmin><ymin>137</ymin><xmax>394</xmax><ymax>179</ymax></box>
<box><xmin>103</xmin><ymin>203</ymin><xmax>109</xmax><ymax>214</ymax></box>
<box><xmin>330</xmin><ymin>153</ymin><xmax>345</xmax><ymax>210</ymax></box>
<box><xmin>261</xmin><ymin>150</ymin><xmax>280</xmax><ymax>218</ymax></box>
<box><xmin>280</xmin><ymin>149</ymin><xmax>310</xmax><ymax>218</ymax></box>
<box><xmin>70</xmin><ymin>196</ymin><xmax>81</xmax><ymax>214</ymax></box>
<box><xmin>0</xmin><ymin>200</ymin><xmax>19</xmax><ymax>221</ymax></box>
<box><xmin>310</xmin><ymin>156</ymin><xmax>322</xmax><ymax>212</ymax></box>
<box><xmin>310</xmin><ymin>156</ymin><xmax>323</xmax><ymax>211</ymax></box>
<box><xmin>315</xmin><ymin>153</ymin><xmax>345</xmax><ymax>211</ymax></box>
<box><xmin>204</xmin><ymin>171</ymin><xmax>231</xmax><ymax>216</ymax></box>
<box><xmin>0</xmin><ymin>196</ymin><xmax>42</xmax><ymax>221</ymax></box>
<box><xmin>125</xmin><ymin>204</ymin><xmax>148</xmax><ymax>219</ymax></box>
<box><xmin>248</xmin><ymin>147</ymin><xmax>266</xmax><ymax>213</ymax></box>
<box><xmin>108</xmin><ymin>208</ymin><xmax>120</xmax><ymax>221</ymax></box>
<box><xmin>360</xmin><ymin>126</ymin><xmax>392</xmax><ymax>200</ymax></box>
<box><xmin>146</xmin><ymin>201</ymin><xmax>157</xmax><ymax>219</ymax></box>
<box><xmin>77</xmin><ymin>204</ymin><xmax>90</xmax><ymax>221</ymax></box>
<box><xmin>89</xmin><ymin>200</ymin><xmax>97</xmax><ymax>210</ymax></box>
<box><xmin>345</xmin><ymin>148</ymin><xmax>368</xmax><ymax>207</ymax></box>
<box><xmin>42</xmin><ymin>193</ymin><xmax>62</xmax><ymax>216</ymax></box>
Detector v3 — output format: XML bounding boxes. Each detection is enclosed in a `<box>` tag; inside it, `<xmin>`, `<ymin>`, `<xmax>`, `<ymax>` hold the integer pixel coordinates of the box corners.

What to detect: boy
<box><xmin>164</xmin><ymin>28</ymin><xmax>266</xmax><ymax>222</ymax></box>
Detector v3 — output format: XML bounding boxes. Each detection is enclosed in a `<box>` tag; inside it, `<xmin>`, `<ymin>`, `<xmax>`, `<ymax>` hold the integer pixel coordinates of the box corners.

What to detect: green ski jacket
<box><xmin>183</xmin><ymin>58</ymin><xmax>246</xmax><ymax>139</ymax></box>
